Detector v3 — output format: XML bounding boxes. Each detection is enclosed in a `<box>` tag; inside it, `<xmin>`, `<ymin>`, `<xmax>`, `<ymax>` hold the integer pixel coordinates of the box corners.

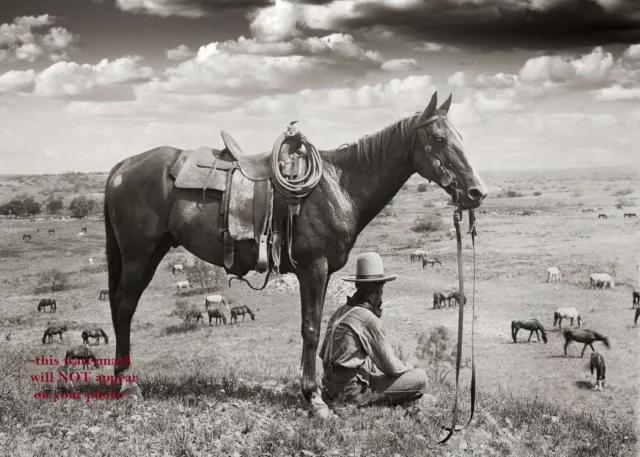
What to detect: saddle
<box><xmin>169</xmin><ymin>126</ymin><xmax>313</xmax><ymax>276</ymax></box>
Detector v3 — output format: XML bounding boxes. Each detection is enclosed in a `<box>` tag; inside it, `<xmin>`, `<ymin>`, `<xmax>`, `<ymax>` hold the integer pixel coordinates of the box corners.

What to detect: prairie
<box><xmin>1</xmin><ymin>166</ymin><xmax>638</xmax><ymax>457</ymax></box>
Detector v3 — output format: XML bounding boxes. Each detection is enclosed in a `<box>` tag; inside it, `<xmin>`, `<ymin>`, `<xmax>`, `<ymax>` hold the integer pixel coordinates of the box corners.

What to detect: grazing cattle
<box><xmin>422</xmin><ymin>257</ymin><xmax>442</xmax><ymax>269</ymax></box>
<box><xmin>553</xmin><ymin>307</ymin><xmax>582</xmax><ymax>329</ymax></box>
<box><xmin>77</xmin><ymin>232</ymin><xmax>85</xmax><ymax>240</ymax></box>
<box><xmin>546</xmin><ymin>267</ymin><xmax>561</xmax><ymax>283</ymax></box>
<box><xmin>82</xmin><ymin>328</ymin><xmax>109</xmax><ymax>345</ymax></box>
<box><xmin>433</xmin><ymin>291</ymin><xmax>446</xmax><ymax>309</ymax></box>
<box><xmin>598</xmin><ymin>214</ymin><xmax>607</xmax><ymax>219</ymax></box>
<box><xmin>37</xmin><ymin>298</ymin><xmax>57</xmax><ymax>313</ymax></box>
<box><xmin>172</xmin><ymin>264</ymin><xmax>184</xmax><ymax>274</ymax></box>
<box><xmin>590</xmin><ymin>352</ymin><xmax>606</xmax><ymax>391</ymax></box>
<box><xmin>563</xmin><ymin>329</ymin><xmax>609</xmax><ymax>357</ymax></box>
<box><xmin>42</xmin><ymin>325</ymin><xmax>68</xmax><ymax>344</ymax></box>
<box><xmin>208</xmin><ymin>308</ymin><xmax>227</xmax><ymax>325</ymax></box>
<box><xmin>624</xmin><ymin>213</ymin><xmax>637</xmax><ymax>218</ymax></box>
<box><xmin>99</xmin><ymin>289</ymin><xmax>109</xmax><ymax>300</ymax></box>
<box><xmin>175</xmin><ymin>280</ymin><xmax>190</xmax><ymax>294</ymax></box>
<box><xmin>88</xmin><ymin>258</ymin><xmax>94</xmax><ymax>266</ymax></box>
<box><xmin>48</xmin><ymin>229</ymin><xmax>55</xmax><ymax>234</ymax></box>
<box><xmin>22</xmin><ymin>234</ymin><xmax>31</xmax><ymax>241</ymax></box>
<box><xmin>230</xmin><ymin>305</ymin><xmax>255</xmax><ymax>324</ymax></box>
<box><xmin>410</xmin><ymin>250</ymin><xmax>428</xmax><ymax>262</ymax></box>
<box><xmin>65</xmin><ymin>346</ymin><xmax>99</xmax><ymax>369</ymax></box>
<box><xmin>205</xmin><ymin>294</ymin><xmax>230</xmax><ymax>312</ymax></box>
<box><xmin>511</xmin><ymin>319</ymin><xmax>547</xmax><ymax>344</ymax></box>
<box><xmin>633</xmin><ymin>290</ymin><xmax>640</xmax><ymax>308</ymax></box>
<box><xmin>589</xmin><ymin>273</ymin><xmax>615</xmax><ymax>289</ymax></box>
<box><xmin>81</xmin><ymin>227</ymin><xmax>87</xmax><ymax>233</ymax></box>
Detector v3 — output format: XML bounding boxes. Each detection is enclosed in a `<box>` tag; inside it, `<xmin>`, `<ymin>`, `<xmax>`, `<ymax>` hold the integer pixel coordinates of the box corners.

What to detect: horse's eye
<box><xmin>435</xmin><ymin>137</ymin><xmax>445</xmax><ymax>143</ymax></box>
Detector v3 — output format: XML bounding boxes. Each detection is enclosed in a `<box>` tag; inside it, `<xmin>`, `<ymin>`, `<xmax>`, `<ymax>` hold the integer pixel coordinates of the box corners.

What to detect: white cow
<box><xmin>547</xmin><ymin>267</ymin><xmax>561</xmax><ymax>283</ymax></box>
<box><xmin>88</xmin><ymin>258</ymin><xmax>94</xmax><ymax>266</ymax></box>
<box><xmin>77</xmin><ymin>232</ymin><xmax>85</xmax><ymax>240</ymax></box>
<box><xmin>589</xmin><ymin>273</ymin><xmax>615</xmax><ymax>289</ymax></box>
<box><xmin>176</xmin><ymin>280</ymin><xmax>190</xmax><ymax>294</ymax></box>
<box><xmin>205</xmin><ymin>294</ymin><xmax>230</xmax><ymax>312</ymax></box>
<box><xmin>172</xmin><ymin>264</ymin><xmax>184</xmax><ymax>275</ymax></box>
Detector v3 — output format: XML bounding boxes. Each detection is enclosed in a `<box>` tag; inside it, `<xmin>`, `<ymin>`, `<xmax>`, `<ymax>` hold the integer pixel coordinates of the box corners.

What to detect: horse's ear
<box><xmin>439</xmin><ymin>94</ymin><xmax>452</xmax><ymax>115</ymax></box>
<box><xmin>419</xmin><ymin>92</ymin><xmax>438</xmax><ymax>122</ymax></box>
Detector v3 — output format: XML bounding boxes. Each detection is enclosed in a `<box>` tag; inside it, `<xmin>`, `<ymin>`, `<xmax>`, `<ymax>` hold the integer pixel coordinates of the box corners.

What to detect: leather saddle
<box><xmin>220</xmin><ymin>130</ymin><xmax>272</xmax><ymax>181</ymax></box>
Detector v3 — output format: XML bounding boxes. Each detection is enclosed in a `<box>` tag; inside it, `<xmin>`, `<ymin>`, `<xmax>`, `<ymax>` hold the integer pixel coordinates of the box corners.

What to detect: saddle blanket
<box><xmin>228</xmin><ymin>171</ymin><xmax>257</xmax><ymax>241</ymax></box>
<box><xmin>170</xmin><ymin>146</ymin><xmax>231</xmax><ymax>191</ymax></box>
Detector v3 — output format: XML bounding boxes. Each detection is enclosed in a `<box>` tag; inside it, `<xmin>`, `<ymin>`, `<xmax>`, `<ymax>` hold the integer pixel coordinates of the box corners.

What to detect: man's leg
<box><xmin>354</xmin><ymin>369</ymin><xmax>428</xmax><ymax>407</ymax></box>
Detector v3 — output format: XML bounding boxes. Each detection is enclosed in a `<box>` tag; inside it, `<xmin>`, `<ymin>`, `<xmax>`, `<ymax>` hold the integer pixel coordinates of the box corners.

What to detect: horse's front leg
<box><xmin>564</xmin><ymin>340</ymin><xmax>570</xmax><ymax>356</ymax></box>
<box><xmin>297</xmin><ymin>258</ymin><xmax>331</xmax><ymax>419</ymax></box>
<box><xmin>528</xmin><ymin>331</ymin><xmax>533</xmax><ymax>342</ymax></box>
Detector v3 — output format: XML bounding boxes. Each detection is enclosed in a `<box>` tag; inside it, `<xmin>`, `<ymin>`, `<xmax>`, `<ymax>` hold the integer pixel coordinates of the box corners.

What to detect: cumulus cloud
<box><xmin>166</xmin><ymin>44</ymin><xmax>195</xmax><ymax>61</ymax></box>
<box><xmin>413</xmin><ymin>42</ymin><xmax>460</xmax><ymax>53</ymax></box>
<box><xmin>0</xmin><ymin>15</ymin><xmax>76</xmax><ymax>62</ymax></box>
<box><xmin>0</xmin><ymin>69</ymin><xmax>36</xmax><ymax>93</ymax></box>
<box><xmin>448</xmin><ymin>71</ymin><xmax>518</xmax><ymax>90</ymax></box>
<box><xmin>381</xmin><ymin>58</ymin><xmax>419</xmax><ymax>72</ymax></box>
<box><xmin>592</xmin><ymin>84</ymin><xmax>640</xmax><ymax>101</ymax></box>
<box><xmin>115</xmin><ymin>0</ymin><xmax>270</xmax><ymax>19</ymax></box>
<box><xmin>248</xmin><ymin>0</ymin><xmax>302</xmax><ymax>42</ymax></box>
<box><xmin>622</xmin><ymin>44</ymin><xmax>640</xmax><ymax>61</ymax></box>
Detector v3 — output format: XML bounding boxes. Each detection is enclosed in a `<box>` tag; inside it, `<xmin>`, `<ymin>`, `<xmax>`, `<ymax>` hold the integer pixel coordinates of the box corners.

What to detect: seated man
<box><xmin>320</xmin><ymin>252</ymin><xmax>428</xmax><ymax>407</ymax></box>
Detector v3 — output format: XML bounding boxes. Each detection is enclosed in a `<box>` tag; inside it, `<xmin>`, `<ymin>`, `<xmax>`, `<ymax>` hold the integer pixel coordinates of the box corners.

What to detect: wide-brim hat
<box><xmin>342</xmin><ymin>252</ymin><xmax>397</xmax><ymax>283</ymax></box>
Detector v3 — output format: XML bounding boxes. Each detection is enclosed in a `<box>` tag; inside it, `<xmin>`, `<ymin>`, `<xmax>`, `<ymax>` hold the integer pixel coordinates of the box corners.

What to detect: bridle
<box><xmin>410</xmin><ymin>113</ymin><xmax>477</xmax><ymax>445</ymax></box>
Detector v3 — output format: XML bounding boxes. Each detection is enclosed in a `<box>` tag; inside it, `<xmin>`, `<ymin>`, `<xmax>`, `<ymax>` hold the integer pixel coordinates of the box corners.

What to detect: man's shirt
<box><xmin>320</xmin><ymin>302</ymin><xmax>409</xmax><ymax>376</ymax></box>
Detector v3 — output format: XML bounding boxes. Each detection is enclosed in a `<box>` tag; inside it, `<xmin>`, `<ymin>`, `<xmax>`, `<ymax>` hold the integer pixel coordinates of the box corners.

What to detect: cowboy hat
<box><xmin>342</xmin><ymin>252</ymin><xmax>397</xmax><ymax>283</ymax></box>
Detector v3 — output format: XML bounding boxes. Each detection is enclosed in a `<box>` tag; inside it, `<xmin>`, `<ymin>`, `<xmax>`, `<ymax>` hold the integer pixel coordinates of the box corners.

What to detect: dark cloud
<box><xmin>297</xmin><ymin>0</ymin><xmax>640</xmax><ymax>50</ymax></box>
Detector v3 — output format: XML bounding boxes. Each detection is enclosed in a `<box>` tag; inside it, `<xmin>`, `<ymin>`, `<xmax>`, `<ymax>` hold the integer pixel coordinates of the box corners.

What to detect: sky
<box><xmin>0</xmin><ymin>0</ymin><xmax>639</xmax><ymax>174</ymax></box>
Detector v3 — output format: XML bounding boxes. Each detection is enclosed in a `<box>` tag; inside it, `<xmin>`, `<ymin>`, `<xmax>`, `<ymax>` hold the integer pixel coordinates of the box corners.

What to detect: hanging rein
<box><xmin>410</xmin><ymin>114</ymin><xmax>477</xmax><ymax>444</ymax></box>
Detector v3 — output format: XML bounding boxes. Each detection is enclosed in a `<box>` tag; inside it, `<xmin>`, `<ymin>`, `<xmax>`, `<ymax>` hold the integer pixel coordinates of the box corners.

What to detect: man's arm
<box><xmin>360</xmin><ymin>318</ymin><xmax>409</xmax><ymax>376</ymax></box>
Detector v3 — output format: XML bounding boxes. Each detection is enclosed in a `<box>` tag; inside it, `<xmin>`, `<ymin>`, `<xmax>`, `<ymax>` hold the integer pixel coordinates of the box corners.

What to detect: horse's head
<box><xmin>410</xmin><ymin>92</ymin><xmax>487</xmax><ymax>210</ymax></box>
<box><xmin>541</xmin><ymin>332</ymin><xmax>548</xmax><ymax>344</ymax></box>
<box><xmin>602</xmin><ymin>336</ymin><xmax>610</xmax><ymax>348</ymax></box>
<box><xmin>104</xmin><ymin>334</ymin><xmax>109</xmax><ymax>344</ymax></box>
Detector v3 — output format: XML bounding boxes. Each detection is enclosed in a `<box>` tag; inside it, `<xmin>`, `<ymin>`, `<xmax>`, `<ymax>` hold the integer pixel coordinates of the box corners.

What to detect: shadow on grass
<box><xmin>575</xmin><ymin>380</ymin><xmax>595</xmax><ymax>390</ymax></box>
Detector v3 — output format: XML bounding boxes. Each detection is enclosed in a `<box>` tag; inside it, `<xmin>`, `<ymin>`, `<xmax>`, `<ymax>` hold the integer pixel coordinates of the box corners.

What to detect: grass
<box><xmin>1</xmin><ymin>166</ymin><xmax>639</xmax><ymax>456</ymax></box>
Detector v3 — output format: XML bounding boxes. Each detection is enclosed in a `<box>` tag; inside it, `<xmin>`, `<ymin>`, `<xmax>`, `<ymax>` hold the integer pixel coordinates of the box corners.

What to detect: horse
<box><xmin>205</xmin><ymin>294</ymin><xmax>230</xmax><ymax>312</ymax></box>
<box><xmin>598</xmin><ymin>214</ymin><xmax>607</xmax><ymax>219</ymax></box>
<box><xmin>175</xmin><ymin>280</ymin><xmax>190</xmax><ymax>294</ymax></box>
<box><xmin>546</xmin><ymin>266</ymin><xmax>561</xmax><ymax>283</ymax></box>
<box><xmin>82</xmin><ymin>328</ymin><xmax>109</xmax><ymax>345</ymax></box>
<box><xmin>589</xmin><ymin>352</ymin><xmax>606</xmax><ymax>390</ymax></box>
<box><xmin>81</xmin><ymin>227</ymin><xmax>88</xmax><ymax>233</ymax></box>
<box><xmin>444</xmin><ymin>290</ymin><xmax>466</xmax><ymax>307</ymax></box>
<box><xmin>5</xmin><ymin>330</ymin><xmax>12</xmax><ymax>341</ymax></box>
<box><xmin>22</xmin><ymin>234</ymin><xmax>31</xmax><ymax>241</ymax></box>
<box><xmin>184</xmin><ymin>310</ymin><xmax>203</xmax><ymax>324</ymax></box>
<box><xmin>634</xmin><ymin>307</ymin><xmax>640</xmax><ymax>326</ymax></box>
<box><xmin>208</xmin><ymin>308</ymin><xmax>227</xmax><ymax>325</ymax></box>
<box><xmin>88</xmin><ymin>258</ymin><xmax>94</xmax><ymax>266</ymax></box>
<box><xmin>553</xmin><ymin>307</ymin><xmax>582</xmax><ymax>329</ymax></box>
<box><xmin>433</xmin><ymin>291</ymin><xmax>446</xmax><ymax>309</ymax></box>
<box><xmin>511</xmin><ymin>319</ymin><xmax>547</xmax><ymax>344</ymax></box>
<box><xmin>563</xmin><ymin>329</ymin><xmax>610</xmax><ymax>357</ymax></box>
<box><xmin>589</xmin><ymin>273</ymin><xmax>615</xmax><ymax>289</ymax></box>
<box><xmin>230</xmin><ymin>305</ymin><xmax>255</xmax><ymax>324</ymax></box>
<box><xmin>422</xmin><ymin>257</ymin><xmax>442</xmax><ymax>268</ymax></box>
<box><xmin>102</xmin><ymin>91</ymin><xmax>487</xmax><ymax>417</ymax></box>
<box><xmin>64</xmin><ymin>346</ymin><xmax>99</xmax><ymax>369</ymax></box>
<box><xmin>172</xmin><ymin>264</ymin><xmax>184</xmax><ymax>274</ymax></box>
<box><xmin>37</xmin><ymin>298</ymin><xmax>57</xmax><ymax>313</ymax></box>
<box><xmin>77</xmin><ymin>232</ymin><xmax>85</xmax><ymax>240</ymax></box>
<box><xmin>410</xmin><ymin>249</ymin><xmax>428</xmax><ymax>262</ymax></box>
<box><xmin>632</xmin><ymin>290</ymin><xmax>639</xmax><ymax>308</ymax></box>
<box><xmin>99</xmin><ymin>289</ymin><xmax>109</xmax><ymax>300</ymax></box>
<box><xmin>623</xmin><ymin>213</ymin><xmax>637</xmax><ymax>218</ymax></box>
<box><xmin>42</xmin><ymin>325</ymin><xmax>67</xmax><ymax>344</ymax></box>
<box><xmin>48</xmin><ymin>229</ymin><xmax>55</xmax><ymax>234</ymax></box>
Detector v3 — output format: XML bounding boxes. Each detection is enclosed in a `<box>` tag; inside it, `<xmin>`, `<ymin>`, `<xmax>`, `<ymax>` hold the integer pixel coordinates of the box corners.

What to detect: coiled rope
<box><xmin>269</xmin><ymin>126</ymin><xmax>323</xmax><ymax>201</ymax></box>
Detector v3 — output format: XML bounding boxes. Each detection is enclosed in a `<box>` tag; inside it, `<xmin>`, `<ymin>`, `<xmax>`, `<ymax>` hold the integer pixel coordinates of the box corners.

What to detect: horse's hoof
<box><xmin>120</xmin><ymin>382</ymin><xmax>144</xmax><ymax>402</ymax></box>
<box><xmin>311</xmin><ymin>403</ymin><xmax>334</xmax><ymax>420</ymax></box>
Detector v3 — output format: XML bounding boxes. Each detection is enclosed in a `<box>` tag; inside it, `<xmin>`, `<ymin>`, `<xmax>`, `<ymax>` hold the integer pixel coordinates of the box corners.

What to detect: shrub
<box><xmin>417</xmin><ymin>183</ymin><xmax>428</xmax><ymax>193</ymax></box>
<box><xmin>185</xmin><ymin>259</ymin><xmax>226</xmax><ymax>293</ymax></box>
<box><xmin>423</xmin><ymin>200</ymin><xmax>436</xmax><ymax>208</ymax></box>
<box><xmin>613</xmin><ymin>187</ymin><xmax>633</xmax><ymax>196</ymax></box>
<box><xmin>533</xmin><ymin>191</ymin><xmax>542</xmax><ymax>196</ymax></box>
<box><xmin>415</xmin><ymin>326</ymin><xmax>463</xmax><ymax>383</ymax></box>
<box><xmin>161</xmin><ymin>322</ymin><xmax>199</xmax><ymax>336</ymax></box>
<box><xmin>36</xmin><ymin>269</ymin><xmax>70</xmax><ymax>293</ymax></box>
<box><xmin>410</xmin><ymin>215</ymin><xmax>445</xmax><ymax>233</ymax></box>
<box><xmin>617</xmin><ymin>196</ymin><xmax>636</xmax><ymax>207</ymax></box>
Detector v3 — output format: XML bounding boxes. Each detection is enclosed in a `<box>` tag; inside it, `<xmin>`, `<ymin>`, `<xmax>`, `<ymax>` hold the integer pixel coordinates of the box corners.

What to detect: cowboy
<box><xmin>320</xmin><ymin>252</ymin><xmax>428</xmax><ymax>407</ymax></box>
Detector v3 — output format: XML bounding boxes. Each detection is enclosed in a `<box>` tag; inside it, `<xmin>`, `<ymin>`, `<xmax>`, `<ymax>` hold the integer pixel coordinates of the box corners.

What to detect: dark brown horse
<box><xmin>563</xmin><ymin>329</ymin><xmax>610</xmax><ymax>357</ymax></box>
<box><xmin>99</xmin><ymin>289</ymin><xmax>109</xmax><ymax>300</ymax></box>
<box><xmin>185</xmin><ymin>310</ymin><xmax>203</xmax><ymax>324</ymax></box>
<box><xmin>38</xmin><ymin>298</ymin><xmax>57</xmax><ymax>313</ymax></box>
<box><xmin>103</xmin><ymin>92</ymin><xmax>487</xmax><ymax>417</ymax></box>
<box><xmin>589</xmin><ymin>352</ymin><xmax>606</xmax><ymax>390</ymax></box>
<box><xmin>42</xmin><ymin>325</ymin><xmax>67</xmax><ymax>344</ymax></box>
<box><xmin>230</xmin><ymin>305</ymin><xmax>255</xmax><ymax>324</ymax></box>
<box><xmin>208</xmin><ymin>308</ymin><xmax>227</xmax><ymax>325</ymax></box>
<box><xmin>511</xmin><ymin>319</ymin><xmax>547</xmax><ymax>343</ymax></box>
<box><xmin>82</xmin><ymin>328</ymin><xmax>109</xmax><ymax>345</ymax></box>
<box><xmin>65</xmin><ymin>346</ymin><xmax>99</xmax><ymax>369</ymax></box>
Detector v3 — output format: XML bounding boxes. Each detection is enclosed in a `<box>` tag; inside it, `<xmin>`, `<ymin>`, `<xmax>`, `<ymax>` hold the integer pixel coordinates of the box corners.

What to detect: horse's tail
<box><xmin>105</xmin><ymin>162</ymin><xmax>124</xmax><ymax>326</ymax></box>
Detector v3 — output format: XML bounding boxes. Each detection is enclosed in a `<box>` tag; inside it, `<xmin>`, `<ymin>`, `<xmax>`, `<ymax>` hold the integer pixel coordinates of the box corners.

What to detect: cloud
<box><xmin>0</xmin><ymin>15</ymin><xmax>76</xmax><ymax>62</ymax></box>
<box><xmin>166</xmin><ymin>44</ymin><xmax>195</xmax><ymax>61</ymax></box>
<box><xmin>114</xmin><ymin>0</ymin><xmax>270</xmax><ymax>19</ymax></box>
<box><xmin>448</xmin><ymin>71</ymin><xmax>518</xmax><ymax>90</ymax></box>
<box><xmin>381</xmin><ymin>58</ymin><xmax>419</xmax><ymax>72</ymax></box>
<box><xmin>592</xmin><ymin>84</ymin><xmax>640</xmax><ymax>101</ymax></box>
<box><xmin>248</xmin><ymin>0</ymin><xmax>302</xmax><ymax>42</ymax></box>
<box><xmin>32</xmin><ymin>56</ymin><xmax>154</xmax><ymax>99</ymax></box>
<box><xmin>413</xmin><ymin>42</ymin><xmax>460</xmax><ymax>53</ymax></box>
<box><xmin>0</xmin><ymin>69</ymin><xmax>36</xmax><ymax>93</ymax></box>
<box><xmin>622</xmin><ymin>44</ymin><xmax>640</xmax><ymax>61</ymax></box>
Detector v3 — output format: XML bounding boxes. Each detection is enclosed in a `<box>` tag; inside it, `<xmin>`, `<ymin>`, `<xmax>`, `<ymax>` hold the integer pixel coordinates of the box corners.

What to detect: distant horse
<box><xmin>208</xmin><ymin>308</ymin><xmax>227</xmax><ymax>325</ymax></box>
<box><xmin>511</xmin><ymin>319</ymin><xmax>548</xmax><ymax>344</ymax></box>
<box><xmin>632</xmin><ymin>290</ymin><xmax>639</xmax><ymax>308</ymax></box>
<box><xmin>185</xmin><ymin>309</ymin><xmax>203</xmax><ymax>324</ymax></box>
<box><xmin>205</xmin><ymin>294</ymin><xmax>230</xmax><ymax>312</ymax></box>
<box><xmin>563</xmin><ymin>329</ymin><xmax>610</xmax><ymax>357</ymax></box>
<box><xmin>598</xmin><ymin>214</ymin><xmax>607</xmax><ymax>219</ymax></box>
<box><xmin>590</xmin><ymin>352</ymin><xmax>606</xmax><ymax>390</ymax></box>
<box><xmin>37</xmin><ymin>298</ymin><xmax>57</xmax><ymax>313</ymax></box>
<box><xmin>623</xmin><ymin>213</ymin><xmax>637</xmax><ymax>218</ymax></box>
<box><xmin>81</xmin><ymin>227</ymin><xmax>88</xmax><ymax>233</ymax></box>
<box><xmin>42</xmin><ymin>325</ymin><xmax>68</xmax><ymax>344</ymax></box>
<box><xmin>589</xmin><ymin>273</ymin><xmax>615</xmax><ymax>289</ymax></box>
<box><xmin>64</xmin><ymin>346</ymin><xmax>99</xmax><ymax>369</ymax></box>
<box><xmin>88</xmin><ymin>258</ymin><xmax>94</xmax><ymax>266</ymax></box>
<box><xmin>230</xmin><ymin>305</ymin><xmax>255</xmax><ymax>324</ymax></box>
<box><xmin>410</xmin><ymin>250</ymin><xmax>428</xmax><ymax>262</ymax></box>
<box><xmin>546</xmin><ymin>267</ymin><xmax>561</xmax><ymax>283</ymax></box>
<box><xmin>433</xmin><ymin>291</ymin><xmax>446</xmax><ymax>309</ymax></box>
<box><xmin>553</xmin><ymin>307</ymin><xmax>582</xmax><ymax>329</ymax></box>
<box><xmin>175</xmin><ymin>280</ymin><xmax>190</xmax><ymax>294</ymax></box>
<box><xmin>445</xmin><ymin>290</ymin><xmax>466</xmax><ymax>307</ymax></box>
<box><xmin>22</xmin><ymin>234</ymin><xmax>31</xmax><ymax>241</ymax></box>
<box><xmin>99</xmin><ymin>289</ymin><xmax>109</xmax><ymax>300</ymax></box>
<box><xmin>48</xmin><ymin>229</ymin><xmax>55</xmax><ymax>234</ymax></box>
<box><xmin>77</xmin><ymin>232</ymin><xmax>85</xmax><ymax>240</ymax></box>
<box><xmin>5</xmin><ymin>330</ymin><xmax>12</xmax><ymax>341</ymax></box>
<box><xmin>422</xmin><ymin>257</ymin><xmax>442</xmax><ymax>269</ymax></box>
<box><xmin>172</xmin><ymin>264</ymin><xmax>184</xmax><ymax>274</ymax></box>
<box><xmin>82</xmin><ymin>328</ymin><xmax>109</xmax><ymax>345</ymax></box>
<box><xmin>635</xmin><ymin>307</ymin><xmax>640</xmax><ymax>326</ymax></box>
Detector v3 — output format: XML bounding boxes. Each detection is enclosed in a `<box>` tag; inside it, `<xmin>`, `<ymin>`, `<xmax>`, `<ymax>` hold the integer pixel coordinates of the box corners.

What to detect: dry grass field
<box><xmin>1</xmin><ymin>166</ymin><xmax>639</xmax><ymax>457</ymax></box>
